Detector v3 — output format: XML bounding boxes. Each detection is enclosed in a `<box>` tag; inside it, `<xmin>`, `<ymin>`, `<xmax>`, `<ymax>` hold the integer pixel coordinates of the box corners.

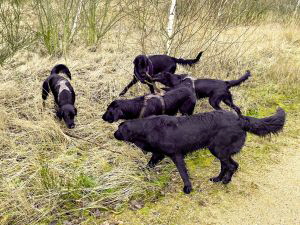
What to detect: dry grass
<box><xmin>1</xmin><ymin>1</ymin><xmax>300</xmax><ymax>224</ymax></box>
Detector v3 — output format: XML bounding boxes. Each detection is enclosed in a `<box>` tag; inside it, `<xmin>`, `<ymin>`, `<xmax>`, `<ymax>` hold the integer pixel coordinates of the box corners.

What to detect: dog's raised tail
<box><xmin>50</xmin><ymin>64</ymin><xmax>72</xmax><ymax>80</ymax></box>
<box><xmin>172</xmin><ymin>51</ymin><xmax>203</xmax><ymax>66</ymax></box>
<box><xmin>226</xmin><ymin>70</ymin><xmax>251</xmax><ymax>88</ymax></box>
<box><xmin>242</xmin><ymin>108</ymin><xmax>286</xmax><ymax>136</ymax></box>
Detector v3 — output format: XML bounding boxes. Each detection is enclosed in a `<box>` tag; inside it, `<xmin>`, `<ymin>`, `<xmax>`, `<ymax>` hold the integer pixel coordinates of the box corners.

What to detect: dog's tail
<box><xmin>172</xmin><ymin>51</ymin><xmax>203</xmax><ymax>66</ymax></box>
<box><xmin>241</xmin><ymin>108</ymin><xmax>286</xmax><ymax>136</ymax></box>
<box><xmin>50</xmin><ymin>64</ymin><xmax>72</xmax><ymax>80</ymax></box>
<box><xmin>226</xmin><ymin>70</ymin><xmax>251</xmax><ymax>88</ymax></box>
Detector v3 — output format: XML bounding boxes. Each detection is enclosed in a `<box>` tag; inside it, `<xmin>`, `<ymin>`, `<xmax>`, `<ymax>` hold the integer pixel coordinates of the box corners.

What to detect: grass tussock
<box><xmin>1</xmin><ymin>1</ymin><xmax>300</xmax><ymax>224</ymax></box>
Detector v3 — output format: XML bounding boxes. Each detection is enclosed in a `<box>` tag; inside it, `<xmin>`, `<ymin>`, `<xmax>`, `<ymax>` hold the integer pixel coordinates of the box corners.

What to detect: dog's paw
<box><xmin>222</xmin><ymin>178</ymin><xmax>231</xmax><ymax>184</ymax></box>
<box><xmin>210</xmin><ymin>176</ymin><xmax>222</xmax><ymax>182</ymax></box>
<box><xmin>183</xmin><ymin>185</ymin><xmax>192</xmax><ymax>194</ymax></box>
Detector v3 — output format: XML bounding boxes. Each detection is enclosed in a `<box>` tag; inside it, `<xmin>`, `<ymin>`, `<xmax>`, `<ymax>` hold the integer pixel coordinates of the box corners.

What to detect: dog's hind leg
<box><xmin>210</xmin><ymin>131</ymin><xmax>244</xmax><ymax>184</ymax></box>
<box><xmin>119</xmin><ymin>77</ymin><xmax>138</xmax><ymax>96</ymax></box>
<box><xmin>147</xmin><ymin>153</ymin><xmax>165</xmax><ymax>168</ymax></box>
<box><xmin>222</xmin><ymin>93</ymin><xmax>242</xmax><ymax>116</ymax></box>
<box><xmin>170</xmin><ymin>154</ymin><xmax>192</xmax><ymax>194</ymax></box>
<box><xmin>209</xmin><ymin>147</ymin><xmax>229</xmax><ymax>182</ymax></box>
<box><xmin>210</xmin><ymin>161</ymin><xmax>227</xmax><ymax>182</ymax></box>
<box><xmin>229</xmin><ymin>156</ymin><xmax>239</xmax><ymax>171</ymax></box>
<box><xmin>218</xmin><ymin>157</ymin><xmax>236</xmax><ymax>184</ymax></box>
<box><xmin>208</xmin><ymin>95</ymin><xmax>222</xmax><ymax>110</ymax></box>
<box><xmin>209</xmin><ymin>146</ymin><xmax>236</xmax><ymax>184</ymax></box>
<box><xmin>216</xmin><ymin>156</ymin><xmax>239</xmax><ymax>183</ymax></box>
<box><xmin>147</xmin><ymin>83</ymin><xmax>155</xmax><ymax>94</ymax></box>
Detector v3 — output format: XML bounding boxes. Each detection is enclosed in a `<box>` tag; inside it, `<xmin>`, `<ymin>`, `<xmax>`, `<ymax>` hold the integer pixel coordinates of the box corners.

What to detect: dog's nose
<box><xmin>114</xmin><ymin>130</ymin><xmax>123</xmax><ymax>140</ymax></box>
<box><xmin>69</xmin><ymin>124</ymin><xmax>75</xmax><ymax>129</ymax></box>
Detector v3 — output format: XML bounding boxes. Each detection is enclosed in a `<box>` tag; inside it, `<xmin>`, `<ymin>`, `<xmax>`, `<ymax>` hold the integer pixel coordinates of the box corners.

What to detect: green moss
<box><xmin>40</xmin><ymin>164</ymin><xmax>59</xmax><ymax>190</ymax></box>
<box><xmin>152</xmin><ymin>173</ymin><xmax>170</xmax><ymax>187</ymax></box>
<box><xmin>76</xmin><ymin>173</ymin><xmax>97</xmax><ymax>188</ymax></box>
<box><xmin>186</xmin><ymin>150</ymin><xmax>214</xmax><ymax>173</ymax></box>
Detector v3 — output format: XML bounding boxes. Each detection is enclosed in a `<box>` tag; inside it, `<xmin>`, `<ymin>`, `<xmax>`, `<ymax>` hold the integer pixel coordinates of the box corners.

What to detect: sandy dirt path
<box><xmin>209</xmin><ymin>144</ymin><xmax>300</xmax><ymax>225</ymax></box>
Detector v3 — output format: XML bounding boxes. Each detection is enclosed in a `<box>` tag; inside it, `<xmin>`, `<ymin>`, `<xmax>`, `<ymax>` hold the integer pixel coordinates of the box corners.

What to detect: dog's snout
<box><xmin>114</xmin><ymin>130</ymin><xmax>123</xmax><ymax>140</ymax></box>
<box><xmin>69</xmin><ymin>124</ymin><xmax>75</xmax><ymax>129</ymax></box>
<box><xmin>102</xmin><ymin>113</ymin><xmax>114</xmax><ymax>123</ymax></box>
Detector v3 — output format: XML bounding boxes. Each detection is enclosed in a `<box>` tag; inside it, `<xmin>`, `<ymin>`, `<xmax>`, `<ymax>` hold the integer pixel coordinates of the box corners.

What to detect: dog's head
<box><xmin>114</xmin><ymin>121</ymin><xmax>135</xmax><ymax>141</ymax></box>
<box><xmin>152</xmin><ymin>72</ymin><xmax>183</xmax><ymax>87</ymax></box>
<box><xmin>102</xmin><ymin>100</ymin><xmax>125</xmax><ymax>123</ymax></box>
<box><xmin>133</xmin><ymin>55</ymin><xmax>153</xmax><ymax>83</ymax></box>
<box><xmin>57</xmin><ymin>104</ymin><xmax>77</xmax><ymax>129</ymax></box>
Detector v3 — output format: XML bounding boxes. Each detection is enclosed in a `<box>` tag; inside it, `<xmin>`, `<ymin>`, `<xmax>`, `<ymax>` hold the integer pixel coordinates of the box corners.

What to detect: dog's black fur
<box><xmin>119</xmin><ymin>52</ymin><xmax>203</xmax><ymax>96</ymax></box>
<box><xmin>114</xmin><ymin>108</ymin><xmax>285</xmax><ymax>194</ymax></box>
<box><xmin>153</xmin><ymin>70</ymin><xmax>251</xmax><ymax>115</ymax></box>
<box><xmin>103</xmin><ymin>87</ymin><xmax>196</xmax><ymax>123</ymax></box>
<box><xmin>42</xmin><ymin>64</ymin><xmax>77</xmax><ymax>129</ymax></box>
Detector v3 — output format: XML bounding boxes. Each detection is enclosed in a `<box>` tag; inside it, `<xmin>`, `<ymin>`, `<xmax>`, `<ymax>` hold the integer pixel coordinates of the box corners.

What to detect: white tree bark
<box><xmin>166</xmin><ymin>0</ymin><xmax>176</xmax><ymax>54</ymax></box>
<box><xmin>69</xmin><ymin>0</ymin><xmax>84</xmax><ymax>42</ymax></box>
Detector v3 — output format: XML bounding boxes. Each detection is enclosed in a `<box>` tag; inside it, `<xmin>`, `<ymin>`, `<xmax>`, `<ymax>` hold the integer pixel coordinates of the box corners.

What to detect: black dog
<box><xmin>103</xmin><ymin>87</ymin><xmax>196</xmax><ymax>123</ymax></box>
<box><xmin>114</xmin><ymin>108</ymin><xmax>285</xmax><ymax>194</ymax></box>
<box><xmin>42</xmin><ymin>64</ymin><xmax>77</xmax><ymax>129</ymax></box>
<box><xmin>119</xmin><ymin>52</ymin><xmax>203</xmax><ymax>96</ymax></box>
<box><xmin>153</xmin><ymin>70</ymin><xmax>251</xmax><ymax>115</ymax></box>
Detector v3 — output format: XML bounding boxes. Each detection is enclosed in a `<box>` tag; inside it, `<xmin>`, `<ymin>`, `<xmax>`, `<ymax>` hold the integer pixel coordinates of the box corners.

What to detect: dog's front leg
<box><xmin>171</xmin><ymin>154</ymin><xmax>192</xmax><ymax>194</ymax></box>
<box><xmin>42</xmin><ymin>79</ymin><xmax>50</xmax><ymax>101</ymax></box>
<box><xmin>147</xmin><ymin>83</ymin><xmax>155</xmax><ymax>94</ymax></box>
<box><xmin>119</xmin><ymin>77</ymin><xmax>138</xmax><ymax>96</ymax></box>
<box><xmin>147</xmin><ymin>153</ymin><xmax>165</xmax><ymax>168</ymax></box>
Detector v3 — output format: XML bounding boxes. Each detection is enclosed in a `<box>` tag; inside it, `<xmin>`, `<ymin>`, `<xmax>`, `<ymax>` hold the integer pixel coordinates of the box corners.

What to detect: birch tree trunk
<box><xmin>69</xmin><ymin>0</ymin><xmax>84</xmax><ymax>42</ymax></box>
<box><xmin>166</xmin><ymin>0</ymin><xmax>176</xmax><ymax>54</ymax></box>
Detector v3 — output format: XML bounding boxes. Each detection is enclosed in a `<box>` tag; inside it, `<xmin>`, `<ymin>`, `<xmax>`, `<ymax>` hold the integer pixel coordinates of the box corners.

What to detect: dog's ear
<box><xmin>56</xmin><ymin>108</ymin><xmax>63</xmax><ymax>120</ymax></box>
<box><xmin>147</xmin><ymin>58</ymin><xmax>153</xmax><ymax>75</ymax></box>
<box><xmin>113</xmin><ymin>108</ymin><xmax>124</xmax><ymax>121</ymax></box>
<box><xmin>140</xmin><ymin>57</ymin><xmax>147</xmax><ymax>67</ymax></box>
<box><xmin>170</xmin><ymin>75</ymin><xmax>182</xmax><ymax>86</ymax></box>
<box><xmin>133</xmin><ymin>57</ymin><xmax>138</xmax><ymax>65</ymax></box>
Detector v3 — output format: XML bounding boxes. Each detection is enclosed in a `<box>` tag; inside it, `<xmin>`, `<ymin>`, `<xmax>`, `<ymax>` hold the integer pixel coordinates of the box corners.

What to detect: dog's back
<box><xmin>42</xmin><ymin>64</ymin><xmax>74</xmax><ymax>105</ymax></box>
<box><xmin>48</xmin><ymin>76</ymin><xmax>74</xmax><ymax>106</ymax></box>
<box><xmin>118</xmin><ymin>110</ymin><xmax>241</xmax><ymax>153</ymax></box>
<box><xmin>50</xmin><ymin>64</ymin><xmax>72</xmax><ymax>79</ymax></box>
<box><xmin>149</xmin><ymin>52</ymin><xmax>203</xmax><ymax>75</ymax></box>
<box><xmin>118</xmin><ymin>108</ymin><xmax>284</xmax><ymax>155</ymax></box>
<box><xmin>149</xmin><ymin>55</ymin><xmax>177</xmax><ymax>74</ymax></box>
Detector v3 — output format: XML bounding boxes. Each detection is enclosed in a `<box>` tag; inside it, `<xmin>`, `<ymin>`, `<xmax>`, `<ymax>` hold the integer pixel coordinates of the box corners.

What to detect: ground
<box><xmin>112</xmin><ymin>124</ymin><xmax>300</xmax><ymax>225</ymax></box>
<box><xmin>1</xmin><ymin>4</ymin><xmax>300</xmax><ymax>224</ymax></box>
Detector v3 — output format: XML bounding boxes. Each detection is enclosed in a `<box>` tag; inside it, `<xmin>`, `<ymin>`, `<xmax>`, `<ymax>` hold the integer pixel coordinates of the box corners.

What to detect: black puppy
<box><xmin>42</xmin><ymin>64</ymin><xmax>77</xmax><ymax>129</ymax></box>
<box><xmin>153</xmin><ymin>70</ymin><xmax>251</xmax><ymax>115</ymax></box>
<box><xmin>119</xmin><ymin>52</ymin><xmax>203</xmax><ymax>96</ymax></box>
<box><xmin>103</xmin><ymin>87</ymin><xmax>196</xmax><ymax>123</ymax></box>
<box><xmin>114</xmin><ymin>108</ymin><xmax>285</xmax><ymax>194</ymax></box>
